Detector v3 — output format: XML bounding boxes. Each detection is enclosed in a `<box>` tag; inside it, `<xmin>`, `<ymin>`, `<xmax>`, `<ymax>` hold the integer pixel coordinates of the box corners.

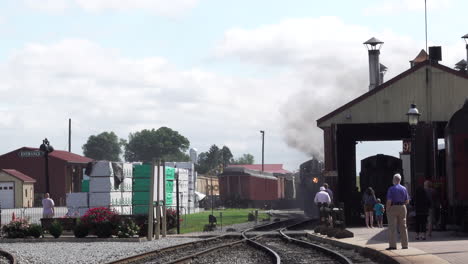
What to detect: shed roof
<box><xmin>317</xmin><ymin>61</ymin><xmax>468</xmax><ymax>127</ymax></box>
<box><xmin>2</xmin><ymin>147</ymin><xmax>93</xmax><ymax>164</ymax></box>
<box><xmin>1</xmin><ymin>169</ymin><xmax>36</xmax><ymax>183</ymax></box>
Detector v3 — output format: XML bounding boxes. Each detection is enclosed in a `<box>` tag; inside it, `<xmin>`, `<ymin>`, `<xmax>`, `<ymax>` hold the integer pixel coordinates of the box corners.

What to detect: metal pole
<box><xmin>68</xmin><ymin>118</ymin><xmax>71</xmax><ymax>152</ymax></box>
<box><xmin>45</xmin><ymin>151</ymin><xmax>50</xmax><ymax>194</ymax></box>
<box><xmin>147</xmin><ymin>160</ymin><xmax>156</xmax><ymax>241</ymax></box>
<box><xmin>176</xmin><ymin>166</ymin><xmax>180</xmax><ymax>234</ymax></box>
<box><xmin>155</xmin><ymin>160</ymin><xmax>161</xmax><ymax>240</ymax></box>
<box><xmin>260</xmin><ymin>131</ymin><xmax>265</xmax><ymax>172</ymax></box>
<box><xmin>162</xmin><ymin>161</ymin><xmax>167</xmax><ymax>237</ymax></box>
<box><xmin>211</xmin><ymin>176</ymin><xmax>214</xmax><ymax>216</ymax></box>
<box><xmin>411</xmin><ymin>125</ymin><xmax>417</xmax><ymax>196</ymax></box>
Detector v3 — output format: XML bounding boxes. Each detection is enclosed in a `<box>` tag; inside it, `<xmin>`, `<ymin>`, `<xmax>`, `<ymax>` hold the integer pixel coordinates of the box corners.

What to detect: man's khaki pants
<box><xmin>387</xmin><ymin>205</ymin><xmax>408</xmax><ymax>248</ymax></box>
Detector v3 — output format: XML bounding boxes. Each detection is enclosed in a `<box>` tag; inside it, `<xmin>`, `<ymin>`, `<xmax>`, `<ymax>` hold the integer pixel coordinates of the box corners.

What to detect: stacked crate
<box><xmin>172</xmin><ymin>168</ymin><xmax>189</xmax><ymax>209</ymax></box>
<box><xmin>132</xmin><ymin>165</ymin><xmax>174</xmax><ymax>214</ymax></box>
<box><xmin>88</xmin><ymin>161</ymin><xmax>122</xmax><ymax>213</ymax></box>
<box><xmin>120</xmin><ymin>163</ymin><xmax>133</xmax><ymax>215</ymax></box>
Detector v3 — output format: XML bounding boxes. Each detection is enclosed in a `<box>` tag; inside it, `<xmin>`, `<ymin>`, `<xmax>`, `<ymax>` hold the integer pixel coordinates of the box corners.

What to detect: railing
<box><xmin>0</xmin><ymin>207</ymin><xmax>69</xmax><ymax>225</ymax></box>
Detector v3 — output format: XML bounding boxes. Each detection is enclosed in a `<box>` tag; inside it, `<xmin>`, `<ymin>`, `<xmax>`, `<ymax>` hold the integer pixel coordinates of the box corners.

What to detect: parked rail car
<box><xmin>359</xmin><ymin>154</ymin><xmax>403</xmax><ymax>204</ymax></box>
<box><xmin>218</xmin><ymin>167</ymin><xmax>280</xmax><ymax>208</ymax></box>
<box><xmin>299</xmin><ymin>159</ymin><xmax>324</xmax><ymax>219</ymax></box>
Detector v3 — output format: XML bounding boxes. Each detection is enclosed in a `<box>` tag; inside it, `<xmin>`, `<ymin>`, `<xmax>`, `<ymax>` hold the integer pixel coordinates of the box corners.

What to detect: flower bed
<box><xmin>41</xmin><ymin>218</ymin><xmax>77</xmax><ymax>231</ymax></box>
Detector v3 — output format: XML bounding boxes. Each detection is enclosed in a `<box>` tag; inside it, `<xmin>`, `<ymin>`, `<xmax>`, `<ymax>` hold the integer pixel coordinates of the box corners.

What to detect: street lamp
<box><xmin>39</xmin><ymin>138</ymin><xmax>54</xmax><ymax>194</ymax></box>
<box><xmin>462</xmin><ymin>34</ymin><xmax>468</xmax><ymax>72</ymax></box>
<box><xmin>406</xmin><ymin>104</ymin><xmax>420</xmax><ymax>195</ymax></box>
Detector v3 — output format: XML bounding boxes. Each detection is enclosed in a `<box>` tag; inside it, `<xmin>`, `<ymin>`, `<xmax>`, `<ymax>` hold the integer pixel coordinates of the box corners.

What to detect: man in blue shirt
<box><xmin>386</xmin><ymin>174</ymin><xmax>410</xmax><ymax>250</ymax></box>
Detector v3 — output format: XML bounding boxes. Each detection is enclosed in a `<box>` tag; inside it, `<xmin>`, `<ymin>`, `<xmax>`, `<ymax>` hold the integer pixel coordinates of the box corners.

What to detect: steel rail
<box><xmin>0</xmin><ymin>249</ymin><xmax>16</xmax><ymax>264</ymax></box>
<box><xmin>278</xmin><ymin>226</ymin><xmax>353</xmax><ymax>264</ymax></box>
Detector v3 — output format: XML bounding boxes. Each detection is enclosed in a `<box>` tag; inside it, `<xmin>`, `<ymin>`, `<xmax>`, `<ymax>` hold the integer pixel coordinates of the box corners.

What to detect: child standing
<box><xmin>374</xmin><ymin>198</ymin><xmax>385</xmax><ymax>228</ymax></box>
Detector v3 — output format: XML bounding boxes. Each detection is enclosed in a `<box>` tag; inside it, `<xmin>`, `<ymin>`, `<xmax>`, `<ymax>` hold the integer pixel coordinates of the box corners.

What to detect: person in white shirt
<box><xmin>314</xmin><ymin>186</ymin><xmax>331</xmax><ymax>204</ymax></box>
<box><xmin>42</xmin><ymin>193</ymin><xmax>55</xmax><ymax>218</ymax></box>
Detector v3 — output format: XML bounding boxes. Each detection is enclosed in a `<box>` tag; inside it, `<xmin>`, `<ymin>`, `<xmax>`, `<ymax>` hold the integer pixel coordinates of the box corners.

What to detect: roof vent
<box><xmin>455</xmin><ymin>59</ymin><xmax>467</xmax><ymax>73</ymax></box>
<box><xmin>429</xmin><ymin>46</ymin><xmax>442</xmax><ymax>63</ymax></box>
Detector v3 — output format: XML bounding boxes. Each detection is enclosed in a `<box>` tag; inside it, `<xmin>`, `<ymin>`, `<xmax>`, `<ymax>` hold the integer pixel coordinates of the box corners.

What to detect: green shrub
<box><xmin>73</xmin><ymin>220</ymin><xmax>89</xmax><ymax>238</ymax></box>
<box><xmin>28</xmin><ymin>224</ymin><xmax>43</xmax><ymax>238</ymax></box>
<box><xmin>2</xmin><ymin>218</ymin><xmax>30</xmax><ymax>238</ymax></box>
<box><xmin>116</xmin><ymin>219</ymin><xmax>140</xmax><ymax>238</ymax></box>
<box><xmin>49</xmin><ymin>220</ymin><xmax>63</xmax><ymax>238</ymax></box>
<box><xmin>94</xmin><ymin>222</ymin><xmax>114</xmax><ymax>238</ymax></box>
<box><xmin>248</xmin><ymin>212</ymin><xmax>255</xmax><ymax>221</ymax></box>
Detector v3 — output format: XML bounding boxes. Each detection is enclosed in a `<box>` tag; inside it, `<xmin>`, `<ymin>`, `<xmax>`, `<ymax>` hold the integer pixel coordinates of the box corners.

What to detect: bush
<box><xmin>94</xmin><ymin>222</ymin><xmax>114</xmax><ymax>238</ymax></box>
<box><xmin>73</xmin><ymin>220</ymin><xmax>89</xmax><ymax>238</ymax></box>
<box><xmin>2</xmin><ymin>218</ymin><xmax>30</xmax><ymax>238</ymax></box>
<box><xmin>49</xmin><ymin>220</ymin><xmax>63</xmax><ymax>238</ymax></box>
<box><xmin>248</xmin><ymin>213</ymin><xmax>255</xmax><ymax>221</ymax></box>
<box><xmin>116</xmin><ymin>219</ymin><xmax>140</xmax><ymax>238</ymax></box>
<box><xmin>166</xmin><ymin>208</ymin><xmax>182</xmax><ymax>230</ymax></box>
<box><xmin>28</xmin><ymin>224</ymin><xmax>43</xmax><ymax>238</ymax></box>
<box><xmin>81</xmin><ymin>207</ymin><xmax>118</xmax><ymax>236</ymax></box>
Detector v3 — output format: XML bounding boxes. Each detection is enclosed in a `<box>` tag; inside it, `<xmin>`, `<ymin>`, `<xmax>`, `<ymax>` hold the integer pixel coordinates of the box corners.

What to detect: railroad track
<box><xmin>241</xmin><ymin>218</ymin><xmax>353</xmax><ymax>264</ymax></box>
<box><xmin>0</xmin><ymin>249</ymin><xmax>16</xmax><ymax>264</ymax></box>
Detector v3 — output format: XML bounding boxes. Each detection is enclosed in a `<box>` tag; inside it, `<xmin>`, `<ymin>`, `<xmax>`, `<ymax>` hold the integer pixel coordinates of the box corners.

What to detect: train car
<box><xmin>299</xmin><ymin>159</ymin><xmax>325</xmax><ymax>219</ymax></box>
<box><xmin>218</xmin><ymin>167</ymin><xmax>280</xmax><ymax>207</ymax></box>
<box><xmin>359</xmin><ymin>154</ymin><xmax>403</xmax><ymax>204</ymax></box>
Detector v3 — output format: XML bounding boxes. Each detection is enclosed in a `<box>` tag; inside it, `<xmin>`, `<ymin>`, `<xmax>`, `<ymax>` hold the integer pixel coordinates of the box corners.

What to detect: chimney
<box><xmin>462</xmin><ymin>34</ymin><xmax>468</xmax><ymax>73</ymax></box>
<box><xmin>455</xmin><ymin>59</ymin><xmax>467</xmax><ymax>73</ymax></box>
<box><xmin>429</xmin><ymin>46</ymin><xmax>442</xmax><ymax>64</ymax></box>
<box><xmin>364</xmin><ymin>37</ymin><xmax>384</xmax><ymax>90</ymax></box>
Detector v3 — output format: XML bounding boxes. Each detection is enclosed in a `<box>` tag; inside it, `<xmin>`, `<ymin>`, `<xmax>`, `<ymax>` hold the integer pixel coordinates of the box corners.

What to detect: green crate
<box><xmin>133</xmin><ymin>164</ymin><xmax>151</xmax><ymax>178</ymax></box>
<box><xmin>81</xmin><ymin>180</ymin><xmax>89</xmax><ymax>192</ymax></box>
<box><xmin>133</xmin><ymin>191</ymin><xmax>149</xmax><ymax>201</ymax></box>
<box><xmin>133</xmin><ymin>178</ymin><xmax>151</xmax><ymax>192</ymax></box>
<box><xmin>166</xmin><ymin>180</ymin><xmax>174</xmax><ymax>193</ymax></box>
<box><xmin>132</xmin><ymin>205</ymin><xmax>148</xmax><ymax>215</ymax></box>
<box><xmin>165</xmin><ymin>167</ymin><xmax>175</xmax><ymax>180</ymax></box>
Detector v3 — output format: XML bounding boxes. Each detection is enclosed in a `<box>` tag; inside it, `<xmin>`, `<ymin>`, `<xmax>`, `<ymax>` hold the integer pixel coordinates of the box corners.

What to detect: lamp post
<box><xmin>175</xmin><ymin>166</ymin><xmax>180</xmax><ymax>235</ymax></box>
<box><xmin>39</xmin><ymin>138</ymin><xmax>54</xmax><ymax>194</ymax></box>
<box><xmin>406</xmin><ymin>104</ymin><xmax>420</xmax><ymax>195</ymax></box>
<box><xmin>260</xmin><ymin>130</ymin><xmax>265</xmax><ymax>173</ymax></box>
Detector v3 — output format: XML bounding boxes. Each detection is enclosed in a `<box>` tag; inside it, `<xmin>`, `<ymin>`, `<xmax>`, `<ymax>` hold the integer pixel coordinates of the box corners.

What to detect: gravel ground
<box><xmin>0</xmin><ymin>221</ymin><xmax>265</xmax><ymax>264</ymax></box>
<box><xmin>195</xmin><ymin>243</ymin><xmax>273</xmax><ymax>264</ymax></box>
<box><xmin>0</xmin><ymin>255</ymin><xmax>9</xmax><ymax>264</ymax></box>
<box><xmin>0</xmin><ymin>237</ymin><xmax>201</xmax><ymax>264</ymax></box>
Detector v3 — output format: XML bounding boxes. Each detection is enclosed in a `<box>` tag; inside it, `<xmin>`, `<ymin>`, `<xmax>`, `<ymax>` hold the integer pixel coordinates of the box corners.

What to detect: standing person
<box><xmin>314</xmin><ymin>186</ymin><xmax>331</xmax><ymax>224</ymax></box>
<box><xmin>374</xmin><ymin>198</ymin><xmax>385</xmax><ymax>228</ymax></box>
<box><xmin>323</xmin><ymin>183</ymin><xmax>334</xmax><ymax>205</ymax></box>
<box><xmin>42</xmin><ymin>193</ymin><xmax>55</xmax><ymax>218</ymax></box>
<box><xmin>386</xmin><ymin>174</ymin><xmax>410</xmax><ymax>250</ymax></box>
<box><xmin>362</xmin><ymin>187</ymin><xmax>377</xmax><ymax>228</ymax></box>
<box><xmin>414</xmin><ymin>186</ymin><xmax>431</xmax><ymax>240</ymax></box>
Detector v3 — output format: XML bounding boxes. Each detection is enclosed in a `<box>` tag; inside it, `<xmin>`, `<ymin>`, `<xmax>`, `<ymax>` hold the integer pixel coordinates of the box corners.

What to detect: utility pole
<box><xmin>260</xmin><ymin>130</ymin><xmax>265</xmax><ymax>173</ymax></box>
<box><xmin>68</xmin><ymin>118</ymin><xmax>71</xmax><ymax>152</ymax></box>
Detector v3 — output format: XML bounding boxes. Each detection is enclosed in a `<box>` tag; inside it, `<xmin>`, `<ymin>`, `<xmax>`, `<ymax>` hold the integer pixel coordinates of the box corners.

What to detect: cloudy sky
<box><xmin>0</xmin><ymin>0</ymin><xmax>467</xmax><ymax>171</ymax></box>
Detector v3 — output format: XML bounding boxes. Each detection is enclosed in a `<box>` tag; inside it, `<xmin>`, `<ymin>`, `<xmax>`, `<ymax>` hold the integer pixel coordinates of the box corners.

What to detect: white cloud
<box><xmin>214</xmin><ymin>17</ymin><xmax>464</xmax><ymax>159</ymax></box>
<box><xmin>363</xmin><ymin>0</ymin><xmax>452</xmax><ymax>15</ymax></box>
<box><xmin>23</xmin><ymin>0</ymin><xmax>200</xmax><ymax>16</ymax></box>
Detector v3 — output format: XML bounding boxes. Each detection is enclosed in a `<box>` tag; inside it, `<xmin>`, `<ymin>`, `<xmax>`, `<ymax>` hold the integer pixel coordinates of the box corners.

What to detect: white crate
<box><xmin>90</xmin><ymin>161</ymin><xmax>113</xmax><ymax>177</ymax></box>
<box><xmin>89</xmin><ymin>192</ymin><xmax>122</xmax><ymax>207</ymax></box>
<box><xmin>90</xmin><ymin>177</ymin><xmax>120</xmax><ymax>193</ymax></box>
<box><xmin>110</xmin><ymin>206</ymin><xmax>123</xmax><ymax>214</ymax></box>
<box><xmin>123</xmin><ymin>163</ymin><xmax>133</xmax><ymax>178</ymax></box>
<box><xmin>66</xmin><ymin>193</ymin><xmax>88</xmax><ymax>207</ymax></box>
<box><xmin>121</xmin><ymin>206</ymin><xmax>132</xmax><ymax>215</ymax></box>
<box><xmin>121</xmin><ymin>192</ymin><xmax>132</xmax><ymax>206</ymax></box>
<box><xmin>119</xmin><ymin>177</ymin><xmax>133</xmax><ymax>192</ymax></box>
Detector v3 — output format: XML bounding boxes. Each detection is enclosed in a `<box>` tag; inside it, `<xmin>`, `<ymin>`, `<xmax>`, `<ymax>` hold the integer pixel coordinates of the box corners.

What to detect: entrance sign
<box><xmin>18</xmin><ymin>151</ymin><xmax>44</xmax><ymax>158</ymax></box>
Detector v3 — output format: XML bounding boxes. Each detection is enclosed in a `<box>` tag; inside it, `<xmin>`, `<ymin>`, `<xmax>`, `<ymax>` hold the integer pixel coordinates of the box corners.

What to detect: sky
<box><xmin>0</xmin><ymin>0</ymin><xmax>467</xmax><ymax>172</ymax></box>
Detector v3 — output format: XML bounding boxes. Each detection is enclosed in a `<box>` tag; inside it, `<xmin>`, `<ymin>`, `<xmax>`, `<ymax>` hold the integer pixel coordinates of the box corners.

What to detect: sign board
<box><xmin>18</xmin><ymin>151</ymin><xmax>44</xmax><ymax>158</ymax></box>
<box><xmin>323</xmin><ymin>170</ymin><xmax>338</xmax><ymax>177</ymax></box>
<box><xmin>402</xmin><ymin>140</ymin><xmax>412</xmax><ymax>154</ymax></box>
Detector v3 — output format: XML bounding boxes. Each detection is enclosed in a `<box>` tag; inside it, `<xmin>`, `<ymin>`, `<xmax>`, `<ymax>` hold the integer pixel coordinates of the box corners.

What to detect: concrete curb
<box><xmin>0</xmin><ymin>237</ymin><xmax>146</xmax><ymax>243</ymax></box>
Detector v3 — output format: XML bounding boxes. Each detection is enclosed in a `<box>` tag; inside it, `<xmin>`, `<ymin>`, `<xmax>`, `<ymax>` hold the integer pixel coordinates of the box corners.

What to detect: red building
<box><xmin>0</xmin><ymin>147</ymin><xmax>92</xmax><ymax>206</ymax></box>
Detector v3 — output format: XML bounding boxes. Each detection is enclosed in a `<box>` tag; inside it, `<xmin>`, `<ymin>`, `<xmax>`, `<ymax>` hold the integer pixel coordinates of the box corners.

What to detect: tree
<box><xmin>220</xmin><ymin>146</ymin><xmax>233</xmax><ymax>167</ymax></box>
<box><xmin>195</xmin><ymin>145</ymin><xmax>233</xmax><ymax>174</ymax></box>
<box><xmin>232</xmin><ymin>154</ymin><xmax>255</xmax><ymax>165</ymax></box>
<box><xmin>82</xmin><ymin>132</ymin><xmax>123</xmax><ymax>161</ymax></box>
<box><xmin>123</xmin><ymin>127</ymin><xmax>190</xmax><ymax>162</ymax></box>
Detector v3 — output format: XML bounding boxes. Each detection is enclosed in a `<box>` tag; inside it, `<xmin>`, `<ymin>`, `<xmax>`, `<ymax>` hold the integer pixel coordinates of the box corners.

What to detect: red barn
<box><xmin>0</xmin><ymin>147</ymin><xmax>92</xmax><ymax>206</ymax></box>
<box><xmin>218</xmin><ymin>164</ymin><xmax>291</xmax><ymax>207</ymax></box>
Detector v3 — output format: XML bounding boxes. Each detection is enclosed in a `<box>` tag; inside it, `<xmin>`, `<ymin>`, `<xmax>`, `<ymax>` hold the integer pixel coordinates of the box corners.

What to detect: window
<box><xmin>25</xmin><ymin>189</ymin><xmax>28</xmax><ymax>197</ymax></box>
<box><xmin>8</xmin><ymin>186</ymin><xmax>13</xmax><ymax>190</ymax></box>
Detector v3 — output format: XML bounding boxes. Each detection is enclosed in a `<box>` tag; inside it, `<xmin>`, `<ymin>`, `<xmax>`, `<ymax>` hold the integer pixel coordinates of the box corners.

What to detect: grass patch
<box><xmin>177</xmin><ymin>209</ymin><xmax>269</xmax><ymax>234</ymax></box>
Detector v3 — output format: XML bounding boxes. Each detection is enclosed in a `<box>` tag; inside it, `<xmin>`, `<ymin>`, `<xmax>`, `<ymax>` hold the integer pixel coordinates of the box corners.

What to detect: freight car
<box><xmin>218</xmin><ymin>166</ymin><xmax>280</xmax><ymax>208</ymax></box>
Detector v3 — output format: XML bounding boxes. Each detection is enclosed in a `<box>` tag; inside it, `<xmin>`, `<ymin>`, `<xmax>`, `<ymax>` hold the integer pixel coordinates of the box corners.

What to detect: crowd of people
<box><xmin>313</xmin><ymin>174</ymin><xmax>440</xmax><ymax>251</ymax></box>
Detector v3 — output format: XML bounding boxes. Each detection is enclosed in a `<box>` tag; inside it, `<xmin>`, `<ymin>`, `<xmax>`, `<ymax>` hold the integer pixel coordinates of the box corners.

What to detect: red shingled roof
<box><xmin>228</xmin><ymin>164</ymin><xmax>291</xmax><ymax>174</ymax></box>
<box><xmin>21</xmin><ymin>147</ymin><xmax>93</xmax><ymax>163</ymax></box>
<box><xmin>2</xmin><ymin>169</ymin><xmax>36</xmax><ymax>183</ymax></box>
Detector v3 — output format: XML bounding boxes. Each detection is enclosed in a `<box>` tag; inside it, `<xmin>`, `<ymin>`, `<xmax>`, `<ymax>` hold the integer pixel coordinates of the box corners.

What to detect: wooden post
<box><xmin>147</xmin><ymin>160</ymin><xmax>156</xmax><ymax>241</ymax></box>
<box><xmin>162</xmin><ymin>161</ymin><xmax>167</xmax><ymax>237</ymax></box>
<box><xmin>155</xmin><ymin>160</ymin><xmax>161</xmax><ymax>240</ymax></box>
